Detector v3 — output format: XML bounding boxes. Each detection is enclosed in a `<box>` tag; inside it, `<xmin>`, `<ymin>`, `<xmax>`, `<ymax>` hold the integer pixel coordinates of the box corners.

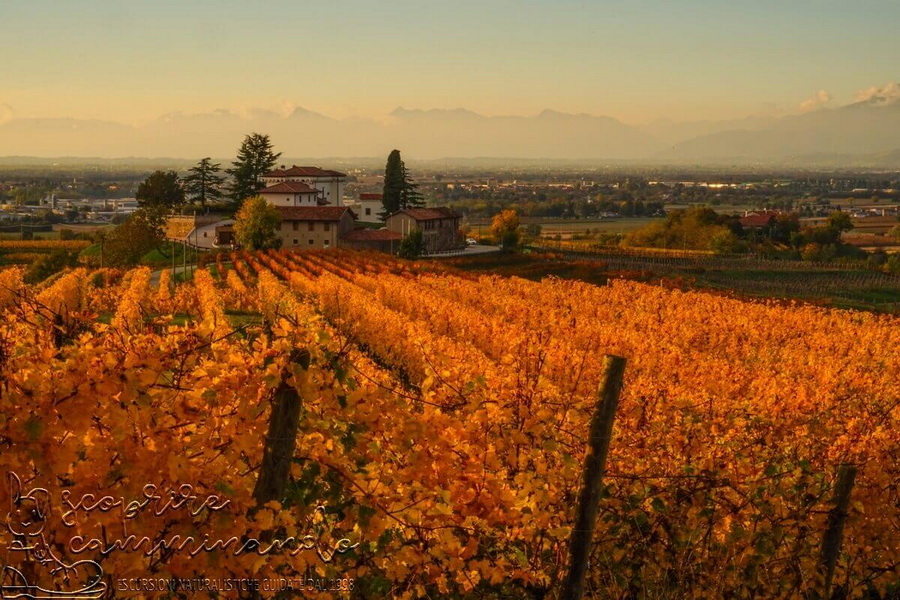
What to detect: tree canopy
<box><xmin>233</xmin><ymin>195</ymin><xmax>282</xmax><ymax>250</ymax></box>
<box><xmin>183</xmin><ymin>158</ymin><xmax>225</xmax><ymax>210</ymax></box>
<box><xmin>101</xmin><ymin>207</ymin><xmax>166</xmax><ymax>267</ymax></box>
<box><xmin>397</xmin><ymin>229</ymin><xmax>425</xmax><ymax>259</ymax></box>
<box><xmin>136</xmin><ymin>170</ymin><xmax>185</xmax><ymax>211</ymax></box>
<box><xmin>226</xmin><ymin>133</ymin><xmax>281</xmax><ymax>202</ymax></box>
<box><xmin>490</xmin><ymin>209</ymin><xmax>521</xmax><ymax>249</ymax></box>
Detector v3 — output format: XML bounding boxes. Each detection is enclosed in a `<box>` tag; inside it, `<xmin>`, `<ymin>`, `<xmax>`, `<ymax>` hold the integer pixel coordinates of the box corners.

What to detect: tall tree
<box><xmin>183</xmin><ymin>157</ymin><xmax>224</xmax><ymax>210</ymax></box>
<box><xmin>233</xmin><ymin>196</ymin><xmax>282</xmax><ymax>250</ymax></box>
<box><xmin>380</xmin><ymin>149</ymin><xmax>424</xmax><ymax>218</ymax></box>
<box><xmin>381</xmin><ymin>150</ymin><xmax>405</xmax><ymax>217</ymax></box>
<box><xmin>399</xmin><ymin>161</ymin><xmax>425</xmax><ymax>210</ymax></box>
<box><xmin>135</xmin><ymin>170</ymin><xmax>185</xmax><ymax>211</ymax></box>
<box><xmin>226</xmin><ymin>133</ymin><xmax>281</xmax><ymax>202</ymax></box>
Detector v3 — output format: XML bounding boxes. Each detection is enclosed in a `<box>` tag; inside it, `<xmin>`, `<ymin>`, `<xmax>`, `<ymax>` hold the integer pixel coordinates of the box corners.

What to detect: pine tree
<box><xmin>399</xmin><ymin>161</ymin><xmax>425</xmax><ymax>209</ymax></box>
<box><xmin>380</xmin><ymin>149</ymin><xmax>424</xmax><ymax>218</ymax></box>
<box><xmin>183</xmin><ymin>158</ymin><xmax>225</xmax><ymax>211</ymax></box>
<box><xmin>226</xmin><ymin>133</ymin><xmax>281</xmax><ymax>202</ymax></box>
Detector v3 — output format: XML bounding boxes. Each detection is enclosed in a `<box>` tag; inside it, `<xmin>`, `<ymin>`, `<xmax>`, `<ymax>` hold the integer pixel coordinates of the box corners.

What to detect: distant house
<box><xmin>385</xmin><ymin>207</ymin><xmax>463</xmax><ymax>254</ymax></box>
<box><xmin>261</xmin><ymin>166</ymin><xmax>348</xmax><ymax>206</ymax></box>
<box><xmin>739</xmin><ymin>210</ymin><xmax>780</xmax><ymax>230</ymax></box>
<box><xmin>276</xmin><ymin>206</ymin><xmax>356</xmax><ymax>250</ymax></box>
<box><xmin>258</xmin><ymin>181</ymin><xmax>326</xmax><ymax>207</ymax></box>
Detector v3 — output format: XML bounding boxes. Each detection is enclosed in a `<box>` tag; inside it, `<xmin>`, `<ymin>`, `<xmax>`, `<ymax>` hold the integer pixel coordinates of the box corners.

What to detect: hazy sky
<box><xmin>2</xmin><ymin>0</ymin><xmax>898</xmax><ymax>125</ymax></box>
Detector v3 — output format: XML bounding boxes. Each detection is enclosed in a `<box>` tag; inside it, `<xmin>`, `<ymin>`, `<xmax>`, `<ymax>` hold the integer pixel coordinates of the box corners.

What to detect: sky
<box><xmin>2</xmin><ymin>0</ymin><xmax>899</xmax><ymax>128</ymax></box>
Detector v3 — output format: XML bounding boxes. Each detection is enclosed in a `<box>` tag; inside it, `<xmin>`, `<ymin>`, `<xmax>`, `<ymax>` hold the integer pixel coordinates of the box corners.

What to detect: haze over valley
<box><xmin>3</xmin><ymin>85</ymin><xmax>900</xmax><ymax>166</ymax></box>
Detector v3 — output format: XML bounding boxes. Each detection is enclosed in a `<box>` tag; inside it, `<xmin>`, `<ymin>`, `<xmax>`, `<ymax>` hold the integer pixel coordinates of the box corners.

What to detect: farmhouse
<box><xmin>163</xmin><ymin>174</ymin><xmax>458</xmax><ymax>254</ymax></box>
<box><xmin>276</xmin><ymin>206</ymin><xmax>356</xmax><ymax>250</ymax></box>
<box><xmin>385</xmin><ymin>207</ymin><xmax>463</xmax><ymax>253</ymax></box>
<box><xmin>261</xmin><ymin>166</ymin><xmax>347</xmax><ymax>206</ymax></box>
<box><xmin>258</xmin><ymin>181</ymin><xmax>327</xmax><ymax>207</ymax></box>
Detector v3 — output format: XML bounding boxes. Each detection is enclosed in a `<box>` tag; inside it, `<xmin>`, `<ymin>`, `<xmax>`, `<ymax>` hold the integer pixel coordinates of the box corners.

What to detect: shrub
<box><xmin>24</xmin><ymin>248</ymin><xmax>79</xmax><ymax>284</ymax></box>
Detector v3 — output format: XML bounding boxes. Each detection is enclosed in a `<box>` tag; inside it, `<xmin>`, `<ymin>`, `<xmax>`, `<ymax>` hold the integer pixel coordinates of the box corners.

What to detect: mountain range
<box><xmin>1</xmin><ymin>95</ymin><xmax>899</xmax><ymax>166</ymax></box>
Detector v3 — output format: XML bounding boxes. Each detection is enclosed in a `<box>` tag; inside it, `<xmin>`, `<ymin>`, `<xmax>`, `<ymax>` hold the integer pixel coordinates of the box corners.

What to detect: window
<box><xmin>324</xmin><ymin>223</ymin><xmax>330</xmax><ymax>232</ymax></box>
<box><xmin>308</xmin><ymin>239</ymin><xmax>314</xmax><ymax>245</ymax></box>
<box><xmin>365</xmin><ymin>207</ymin><xmax>371</xmax><ymax>215</ymax></box>
<box><xmin>286</xmin><ymin>197</ymin><xmax>291</xmax><ymax>203</ymax></box>
<box><xmin>308</xmin><ymin>222</ymin><xmax>315</xmax><ymax>231</ymax></box>
<box><xmin>293</xmin><ymin>239</ymin><xmax>298</xmax><ymax>245</ymax></box>
<box><xmin>292</xmin><ymin>221</ymin><xmax>298</xmax><ymax>231</ymax></box>
<box><xmin>203</xmin><ymin>232</ymin><xmax>207</xmax><ymax>237</ymax></box>
<box><xmin>324</xmin><ymin>240</ymin><xmax>330</xmax><ymax>247</ymax></box>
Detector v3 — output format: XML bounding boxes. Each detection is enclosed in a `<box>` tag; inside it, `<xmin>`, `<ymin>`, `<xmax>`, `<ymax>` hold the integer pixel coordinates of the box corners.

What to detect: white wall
<box><xmin>356</xmin><ymin>200</ymin><xmax>383</xmax><ymax>223</ymax></box>
<box><xmin>261</xmin><ymin>192</ymin><xmax>319</xmax><ymax>207</ymax></box>
<box><xmin>186</xmin><ymin>219</ymin><xmax>233</xmax><ymax>249</ymax></box>
<box><xmin>260</xmin><ymin>176</ymin><xmax>345</xmax><ymax>206</ymax></box>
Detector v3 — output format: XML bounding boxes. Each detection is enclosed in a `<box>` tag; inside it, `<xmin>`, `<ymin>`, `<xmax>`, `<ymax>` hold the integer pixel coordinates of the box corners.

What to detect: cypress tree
<box><xmin>381</xmin><ymin>149</ymin><xmax>425</xmax><ymax>218</ymax></box>
<box><xmin>381</xmin><ymin>149</ymin><xmax>405</xmax><ymax>218</ymax></box>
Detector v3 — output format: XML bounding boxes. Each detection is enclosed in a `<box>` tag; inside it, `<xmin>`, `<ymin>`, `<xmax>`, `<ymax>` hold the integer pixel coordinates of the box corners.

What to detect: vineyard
<box><xmin>1</xmin><ymin>249</ymin><xmax>899</xmax><ymax>598</ymax></box>
<box><xmin>0</xmin><ymin>239</ymin><xmax>92</xmax><ymax>266</ymax></box>
<box><xmin>532</xmin><ymin>242</ymin><xmax>900</xmax><ymax>312</ymax></box>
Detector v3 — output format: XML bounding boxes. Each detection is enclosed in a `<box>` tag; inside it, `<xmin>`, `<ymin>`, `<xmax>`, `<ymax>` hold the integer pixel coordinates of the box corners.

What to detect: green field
<box><xmin>468</xmin><ymin>217</ymin><xmax>663</xmax><ymax>238</ymax></box>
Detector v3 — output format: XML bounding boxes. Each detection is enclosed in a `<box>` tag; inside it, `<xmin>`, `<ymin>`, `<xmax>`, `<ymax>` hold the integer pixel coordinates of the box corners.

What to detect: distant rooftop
<box><xmin>259</xmin><ymin>181</ymin><xmax>321</xmax><ymax>195</ymax></box>
<box><xmin>276</xmin><ymin>206</ymin><xmax>355</xmax><ymax>222</ymax></box>
<box><xmin>263</xmin><ymin>166</ymin><xmax>347</xmax><ymax>178</ymax></box>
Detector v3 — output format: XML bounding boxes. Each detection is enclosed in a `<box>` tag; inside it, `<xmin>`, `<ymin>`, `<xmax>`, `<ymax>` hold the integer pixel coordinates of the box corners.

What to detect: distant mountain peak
<box><xmin>536</xmin><ymin>108</ymin><xmax>613</xmax><ymax>122</ymax></box>
<box><xmin>286</xmin><ymin>106</ymin><xmax>329</xmax><ymax>119</ymax></box>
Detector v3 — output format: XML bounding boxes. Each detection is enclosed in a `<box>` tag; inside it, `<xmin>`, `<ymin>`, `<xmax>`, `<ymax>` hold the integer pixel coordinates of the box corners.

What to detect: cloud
<box><xmin>0</xmin><ymin>103</ymin><xmax>13</xmax><ymax>125</ymax></box>
<box><xmin>854</xmin><ymin>82</ymin><xmax>900</xmax><ymax>106</ymax></box>
<box><xmin>799</xmin><ymin>90</ymin><xmax>832</xmax><ymax>113</ymax></box>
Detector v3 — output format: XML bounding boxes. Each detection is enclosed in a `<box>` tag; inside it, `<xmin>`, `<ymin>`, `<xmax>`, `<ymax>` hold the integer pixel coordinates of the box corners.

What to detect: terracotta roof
<box><xmin>359</xmin><ymin>193</ymin><xmax>383</xmax><ymax>201</ymax></box>
<box><xmin>342</xmin><ymin>228</ymin><xmax>403</xmax><ymax>242</ymax></box>
<box><xmin>264</xmin><ymin>166</ymin><xmax>347</xmax><ymax>178</ymax></box>
<box><xmin>740</xmin><ymin>213</ymin><xmax>778</xmax><ymax>228</ymax></box>
<box><xmin>390</xmin><ymin>207</ymin><xmax>460</xmax><ymax>221</ymax></box>
<box><xmin>277</xmin><ymin>206</ymin><xmax>355</xmax><ymax>222</ymax></box>
<box><xmin>259</xmin><ymin>181</ymin><xmax>321</xmax><ymax>195</ymax></box>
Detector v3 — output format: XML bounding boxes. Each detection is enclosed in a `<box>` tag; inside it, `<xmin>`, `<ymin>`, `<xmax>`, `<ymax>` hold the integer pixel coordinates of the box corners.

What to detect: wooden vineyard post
<box><xmin>818</xmin><ymin>463</ymin><xmax>857</xmax><ymax>599</ymax></box>
<box><xmin>252</xmin><ymin>349</ymin><xmax>310</xmax><ymax>506</ymax></box>
<box><xmin>560</xmin><ymin>354</ymin><xmax>627</xmax><ymax>600</ymax></box>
